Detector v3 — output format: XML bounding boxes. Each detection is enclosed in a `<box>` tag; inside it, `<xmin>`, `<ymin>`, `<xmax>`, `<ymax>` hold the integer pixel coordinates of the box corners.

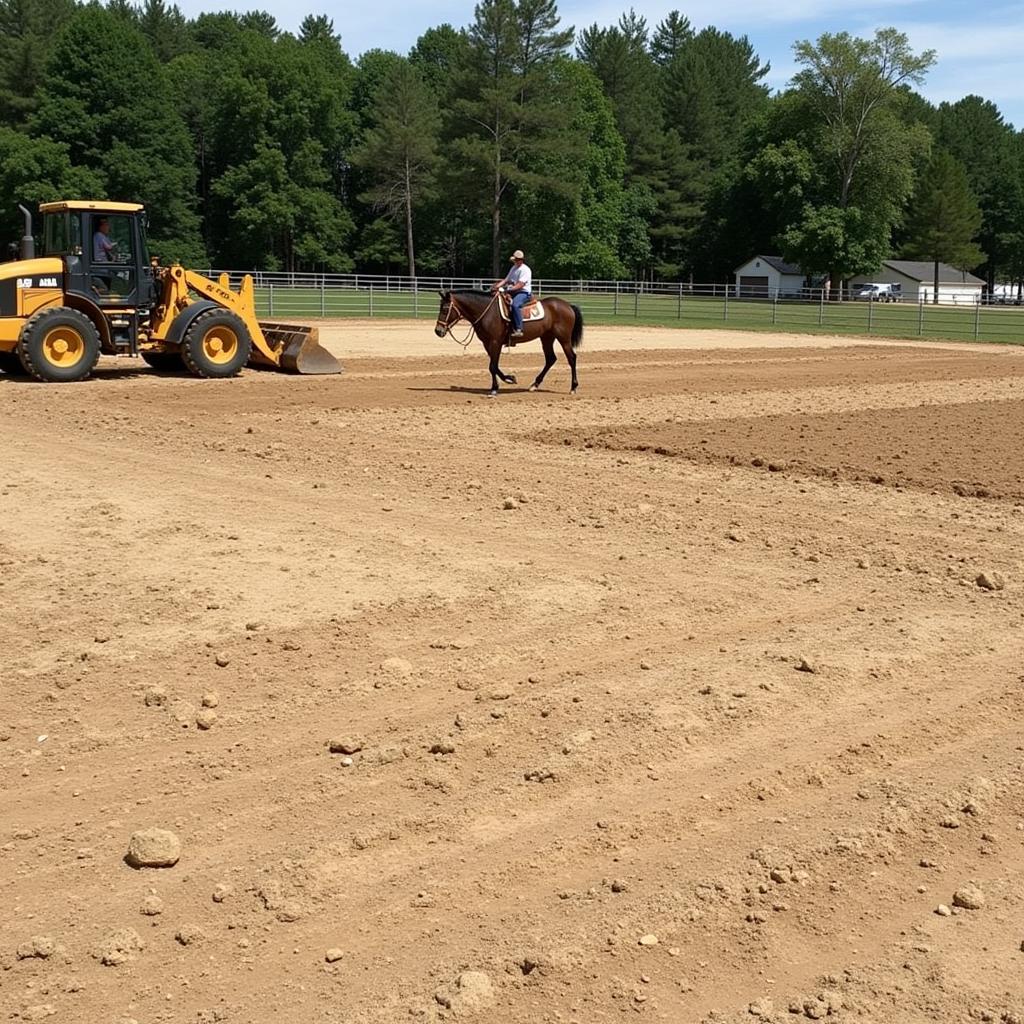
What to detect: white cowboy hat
<box><xmin>509</xmin><ymin>249</ymin><xmax>524</xmax><ymax>260</ymax></box>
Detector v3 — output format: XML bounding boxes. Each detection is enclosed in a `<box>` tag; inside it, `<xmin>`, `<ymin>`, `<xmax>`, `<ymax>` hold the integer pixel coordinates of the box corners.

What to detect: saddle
<box><xmin>497</xmin><ymin>292</ymin><xmax>544</xmax><ymax>323</ymax></box>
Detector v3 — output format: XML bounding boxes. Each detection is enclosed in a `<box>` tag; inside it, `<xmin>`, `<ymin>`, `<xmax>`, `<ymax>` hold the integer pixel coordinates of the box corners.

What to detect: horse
<box><xmin>434</xmin><ymin>289</ymin><xmax>584</xmax><ymax>396</ymax></box>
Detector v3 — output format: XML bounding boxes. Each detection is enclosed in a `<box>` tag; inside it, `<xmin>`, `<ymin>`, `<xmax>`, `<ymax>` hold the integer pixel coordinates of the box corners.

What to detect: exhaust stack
<box><xmin>18</xmin><ymin>205</ymin><xmax>34</xmax><ymax>260</ymax></box>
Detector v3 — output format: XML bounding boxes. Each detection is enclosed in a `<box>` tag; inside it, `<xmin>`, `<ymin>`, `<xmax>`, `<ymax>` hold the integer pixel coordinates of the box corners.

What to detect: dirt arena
<box><xmin>2</xmin><ymin>322</ymin><xmax>1023</xmax><ymax>1024</ymax></box>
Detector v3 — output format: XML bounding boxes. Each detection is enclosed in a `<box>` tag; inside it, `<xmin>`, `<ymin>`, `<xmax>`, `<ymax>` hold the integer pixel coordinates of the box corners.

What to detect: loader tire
<box><xmin>17</xmin><ymin>307</ymin><xmax>100</xmax><ymax>383</ymax></box>
<box><xmin>0</xmin><ymin>350</ymin><xmax>27</xmax><ymax>375</ymax></box>
<box><xmin>180</xmin><ymin>309</ymin><xmax>252</xmax><ymax>379</ymax></box>
<box><xmin>141</xmin><ymin>350</ymin><xmax>183</xmax><ymax>371</ymax></box>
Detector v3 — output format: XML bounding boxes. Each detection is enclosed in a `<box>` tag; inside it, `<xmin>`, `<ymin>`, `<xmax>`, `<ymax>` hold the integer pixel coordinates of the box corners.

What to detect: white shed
<box><xmin>734</xmin><ymin>255</ymin><xmax>805</xmax><ymax>298</ymax></box>
<box><xmin>850</xmin><ymin>261</ymin><xmax>984</xmax><ymax>304</ymax></box>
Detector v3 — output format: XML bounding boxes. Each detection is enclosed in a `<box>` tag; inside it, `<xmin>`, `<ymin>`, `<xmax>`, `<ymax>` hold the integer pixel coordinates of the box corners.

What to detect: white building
<box><xmin>734</xmin><ymin>255</ymin><xmax>805</xmax><ymax>298</ymax></box>
<box><xmin>850</xmin><ymin>261</ymin><xmax>984</xmax><ymax>304</ymax></box>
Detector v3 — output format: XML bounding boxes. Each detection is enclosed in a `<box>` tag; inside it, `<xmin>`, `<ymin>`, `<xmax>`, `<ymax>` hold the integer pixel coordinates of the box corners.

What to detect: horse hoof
<box><xmin>528</xmin><ymin>384</ymin><xmax>539</xmax><ymax>392</ymax></box>
<box><xmin>507</xmin><ymin>375</ymin><xmax>517</xmax><ymax>385</ymax></box>
<box><xmin>487</xmin><ymin>390</ymin><xmax>498</xmax><ymax>398</ymax></box>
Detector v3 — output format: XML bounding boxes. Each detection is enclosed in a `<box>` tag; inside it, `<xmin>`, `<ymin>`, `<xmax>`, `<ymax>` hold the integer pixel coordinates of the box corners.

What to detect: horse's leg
<box><xmin>530</xmin><ymin>334</ymin><xmax>557</xmax><ymax>391</ymax></box>
<box><xmin>489</xmin><ymin>344</ymin><xmax>516</xmax><ymax>391</ymax></box>
<box><xmin>557</xmin><ymin>333</ymin><xmax>578</xmax><ymax>392</ymax></box>
<box><xmin>487</xmin><ymin>340</ymin><xmax>501</xmax><ymax>396</ymax></box>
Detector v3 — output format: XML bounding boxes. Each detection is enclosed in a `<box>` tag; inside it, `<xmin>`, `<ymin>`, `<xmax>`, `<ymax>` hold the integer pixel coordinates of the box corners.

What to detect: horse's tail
<box><xmin>570</xmin><ymin>304</ymin><xmax>584</xmax><ymax>351</ymax></box>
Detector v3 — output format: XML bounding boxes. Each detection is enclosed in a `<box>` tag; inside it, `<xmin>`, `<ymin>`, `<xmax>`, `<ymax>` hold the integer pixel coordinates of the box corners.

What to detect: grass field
<box><xmin>251</xmin><ymin>285</ymin><xmax>1024</xmax><ymax>345</ymax></box>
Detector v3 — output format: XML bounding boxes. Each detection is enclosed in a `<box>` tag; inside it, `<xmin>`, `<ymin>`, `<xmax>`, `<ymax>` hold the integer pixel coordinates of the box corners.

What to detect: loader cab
<box><xmin>39</xmin><ymin>201</ymin><xmax>156</xmax><ymax>310</ymax></box>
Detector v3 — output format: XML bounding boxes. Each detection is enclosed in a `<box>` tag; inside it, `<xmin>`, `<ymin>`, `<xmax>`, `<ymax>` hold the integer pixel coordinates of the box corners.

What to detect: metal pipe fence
<box><xmin>205</xmin><ymin>271</ymin><xmax>1024</xmax><ymax>346</ymax></box>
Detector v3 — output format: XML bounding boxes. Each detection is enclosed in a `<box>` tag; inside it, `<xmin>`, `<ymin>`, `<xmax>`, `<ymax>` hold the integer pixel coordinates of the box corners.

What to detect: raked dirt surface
<box><xmin>2</xmin><ymin>322</ymin><xmax>1024</xmax><ymax>1024</ymax></box>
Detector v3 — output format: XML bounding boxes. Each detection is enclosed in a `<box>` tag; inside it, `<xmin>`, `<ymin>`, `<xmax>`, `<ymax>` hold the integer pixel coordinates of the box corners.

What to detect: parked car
<box><xmin>854</xmin><ymin>283</ymin><xmax>901</xmax><ymax>302</ymax></box>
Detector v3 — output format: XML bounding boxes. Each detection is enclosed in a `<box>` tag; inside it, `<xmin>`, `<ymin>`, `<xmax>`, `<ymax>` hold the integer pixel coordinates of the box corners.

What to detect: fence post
<box><xmin>867</xmin><ymin>295</ymin><xmax>873</xmax><ymax>333</ymax></box>
<box><xmin>634</xmin><ymin>286</ymin><xmax>639</xmax><ymax>319</ymax></box>
<box><xmin>614</xmin><ymin>281</ymin><xmax>619</xmax><ymax>316</ymax></box>
<box><xmin>918</xmin><ymin>295</ymin><xmax>924</xmax><ymax>336</ymax></box>
<box><xmin>320</xmin><ymin>274</ymin><xmax>326</xmax><ymax>317</ymax></box>
<box><xmin>369</xmin><ymin>282</ymin><xmax>373</xmax><ymax>317</ymax></box>
<box><xmin>413</xmin><ymin>278</ymin><xmax>418</xmax><ymax>318</ymax></box>
<box><xmin>268</xmin><ymin>282</ymin><xmax>274</xmax><ymax>317</ymax></box>
<box><xmin>677</xmin><ymin>281</ymin><xmax>682</xmax><ymax>319</ymax></box>
<box><xmin>772</xmin><ymin>293</ymin><xmax>778</xmax><ymax>325</ymax></box>
<box><xmin>818</xmin><ymin>287</ymin><xmax>824</xmax><ymax>326</ymax></box>
<box><xmin>723</xmin><ymin>282</ymin><xmax>729</xmax><ymax>321</ymax></box>
<box><xmin>974</xmin><ymin>297</ymin><xmax>981</xmax><ymax>341</ymax></box>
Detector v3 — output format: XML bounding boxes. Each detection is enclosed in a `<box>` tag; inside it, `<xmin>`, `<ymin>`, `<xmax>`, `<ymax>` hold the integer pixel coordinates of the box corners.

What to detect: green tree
<box><xmin>351</xmin><ymin>60</ymin><xmax>441</xmax><ymax>276</ymax></box>
<box><xmin>662</xmin><ymin>28</ymin><xmax>769</xmax><ymax>170</ymax></box>
<box><xmin>577</xmin><ymin>12</ymin><xmax>698</xmax><ymax>277</ymax></box>
<box><xmin>650</xmin><ymin>10</ymin><xmax>692</xmax><ymax>66</ymax></box>
<box><xmin>903</xmin><ymin>149</ymin><xmax>984</xmax><ymax>303</ymax></box>
<box><xmin>202</xmin><ymin>27</ymin><xmax>355</xmax><ymax>270</ymax></box>
<box><xmin>409</xmin><ymin>24</ymin><xmax>469</xmax><ymax>98</ymax></box>
<box><xmin>299</xmin><ymin>14</ymin><xmax>340</xmax><ymax>46</ymax></box>
<box><xmin>137</xmin><ymin>0</ymin><xmax>192</xmax><ymax>62</ymax></box>
<box><xmin>784</xmin><ymin>28</ymin><xmax>935</xmax><ymax>289</ymax></box>
<box><xmin>935</xmin><ymin>95</ymin><xmax>1020</xmax><ymax>288</ymax></box>
<box><xmin>31</xmin><ymin>5</ymin><xmax>204</xmax><ymax>262</ymax></box>
<box><xmin>508</xmin><ymin>59</ymin><xmax>627</xmax><ymax>277</ymax></box>
<box><xmin>0</xmin><ymin>0</ymin><xmax>77</xmax><ymax>125</ymax></box>
<box><xmin>450</xmin><ymin>0</ymin><xmax>578</xmax><ymax>275</ymax></box>
<box><xmin>0</xmin><ymin>127</ymin><xmax>104</xmax><ymax>242</ymax></box>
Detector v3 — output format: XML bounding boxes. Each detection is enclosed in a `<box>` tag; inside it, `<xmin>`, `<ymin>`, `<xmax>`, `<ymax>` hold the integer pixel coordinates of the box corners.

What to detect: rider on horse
<box><xmin>492</xmin><ymin>249</ymin><xmax>532</xmax><ymax>338</ymax></box>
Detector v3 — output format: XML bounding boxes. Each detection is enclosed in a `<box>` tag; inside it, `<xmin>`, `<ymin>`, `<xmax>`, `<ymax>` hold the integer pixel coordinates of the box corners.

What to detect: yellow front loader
<box><xmin>0</xmin><ymin>200</ymin><xmax>341</xmax><ymax>382</ymax></box>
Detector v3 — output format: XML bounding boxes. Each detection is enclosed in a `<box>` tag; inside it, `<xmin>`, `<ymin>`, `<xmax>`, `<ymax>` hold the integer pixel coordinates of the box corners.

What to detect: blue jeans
<box><xmin>510</xmin><ymin>291</ymin><xmax>531</xmax><ymax>330</ymax></box>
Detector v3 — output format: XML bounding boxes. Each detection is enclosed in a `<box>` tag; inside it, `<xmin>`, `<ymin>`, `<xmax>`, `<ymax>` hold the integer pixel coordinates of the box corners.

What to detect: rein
<box><xmin>437</xmin><ymin>292</ymin><xmax>500</xmax><ymax>349</ymax></box>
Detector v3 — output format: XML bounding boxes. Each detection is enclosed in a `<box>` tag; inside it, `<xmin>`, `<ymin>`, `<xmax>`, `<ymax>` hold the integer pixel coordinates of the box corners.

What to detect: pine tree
<box><xmin>650</xmin><ymin>10</ymin><xmax>692</xmax><ymax>66</ymax></box>
<box><xmin>903</xmin><ymin>149</ymin><xmax>985</xmax><ymax>303</ymax></box>
<box><xmin>450</xmin><ymin>0</ymin><xmax>578</xmax><ymax>275</ymax></box>
<box><xmin>352</xmin><ymin>60</ymin><xmax>441</xmax><ymax>276</ymax></box>
<box><xmin>0</xmin><ymin>0</ymin><xmax>77</xmax><ymax>125</ymax></box>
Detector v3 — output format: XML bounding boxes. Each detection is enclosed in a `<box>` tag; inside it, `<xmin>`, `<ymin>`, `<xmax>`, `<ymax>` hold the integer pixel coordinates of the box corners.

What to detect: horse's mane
<box><xmin>450</xmin><ymin>288</ymin><xmax>494</xmax><ymax>298</ymax></box>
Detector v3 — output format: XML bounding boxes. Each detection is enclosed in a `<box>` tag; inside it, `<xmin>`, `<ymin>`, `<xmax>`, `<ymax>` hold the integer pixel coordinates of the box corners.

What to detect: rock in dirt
<box><xmin>325</xmin><ymin>948</ymin><xmax>344</xmax><ymax>963</ymax></box>
<box><xmin>174</xmin><ymin>925</ymin><xmax>205</xmax><ymax>946</ymax></box>
<box><xmin>748</xmin><ymin>997</ymin><xmax>774</xmax><ymax>1017</ymax></box>
<box><xmin>935</xmin><ymin>904</ymin><xmax>952</xmax><ymax>917</ymax></box>
<box><xmin>169</xmin><ymin>700</ymin><xmax>197</xmax><ymax>727</ymax></box>
<box><xmin>952</xmin><ymin>885</ymin><xmax>985</xmax><ymax>910</ymax></box>
<box><xmin>212</xmin><ymin>883</ymin><xmax>233</xmax><ymax>903</ymax></box>
<box><xmin>638</xmin><ymin>934</ymin><xmax>659</xmax><ymax>946</ymax></box>
<box><xmin>201</xmin><ymin>692</ymin><xmax>219</xmax><ymax>708</ymax></box>
<box><xmin>795</xmin><ymin>658</ymin><xmax>817</xmax><ymax>674</ymax></box>
<box><xmin>139</xmin><ymin>894</ymin><xmax>164</xmax><ymax>916</ymax></box>
<box><xmin>143</xmin><ymin>686</ymin><xmax>167</xmax><ymax>708</ymax></box>
<box><xmin>435</xmin><ymin>971</ymin><xmax>496</xmax><ymax>1013</ymax></box>
<box><xmin>16</xmin><ymin>936</ymin><xmax>55</xmax><ymax>960</ymax></box>
<box><xmin>975</xmin><ymin>572</ymin><xmax>1005</xmax><ymax>592</ymax></box>
<box><xmin>430</xmin><ymin>740</ymin><xmax>456</xmax><ymax>755</ymax></box>
<box><xmin>126</xmin><ymin>827</ymin><xmax>181</xmax><ymax>869</ymax></box>
<box><xmin>93</xmin><ymin>928</ymin><xmax>142</xmax><ymax>966</ymax></box>
<box><xmin>195</xmin><ymin>709</ymin><xmax>218</xmax><ymax>730</ymax></box>
<box><xmin>503</xmin><ymin>497</ymin><xmax>518</xmax><ymax>510</ymax></box>
<box><xmin>329</xmin><ymin>738</ymin><xmax>362</xmax><ymax>755</ymax></box>
<box><xmin>380</xmin><ymin>657</ymin><xmax>413</xmax><ymax>677</ymax></box>
<box><xmin>214</xmin><ymin>653</ymin><xmax>230</xmax><ymax>668</ymax></box>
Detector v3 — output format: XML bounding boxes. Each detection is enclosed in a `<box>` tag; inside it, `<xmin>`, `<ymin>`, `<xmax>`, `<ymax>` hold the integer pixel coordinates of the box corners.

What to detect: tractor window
<box><xmin>90</xmin><ymin>214</ymin><xmax>137</xmax><ymax>302</ymax></box>
<box><xmin>43</xmin><ymin>214</ymin><xmax>69</xmax><ymax>255</ymax></box>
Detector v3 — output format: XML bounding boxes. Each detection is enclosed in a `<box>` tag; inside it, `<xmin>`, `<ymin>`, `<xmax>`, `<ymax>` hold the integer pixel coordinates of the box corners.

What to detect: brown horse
<box><xmin>434</xmin><ymin>290</ymin><xmax>583</xmax><ymax>396</ymax></box>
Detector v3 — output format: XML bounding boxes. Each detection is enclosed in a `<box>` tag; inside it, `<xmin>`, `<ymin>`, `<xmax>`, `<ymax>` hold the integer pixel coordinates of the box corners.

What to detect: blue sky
<box><xmin>170</xmin><ymin>0</ymin><xmax>1024</xmax><ymax>129</ymax></box>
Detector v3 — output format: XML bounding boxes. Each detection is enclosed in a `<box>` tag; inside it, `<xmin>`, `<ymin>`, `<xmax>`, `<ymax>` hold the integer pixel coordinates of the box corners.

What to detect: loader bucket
<box><xmin>259</xmin><ymin>321</ymin><xmax>342</xmax><ymax>375</ymax></box>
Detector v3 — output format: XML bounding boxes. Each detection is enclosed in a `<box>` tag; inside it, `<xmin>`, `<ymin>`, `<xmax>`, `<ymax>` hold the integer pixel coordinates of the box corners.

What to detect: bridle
<box><xmin>436</xmin><ymin>291</ymin><xmax>499</xmax><ymax>349</ymax></box>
